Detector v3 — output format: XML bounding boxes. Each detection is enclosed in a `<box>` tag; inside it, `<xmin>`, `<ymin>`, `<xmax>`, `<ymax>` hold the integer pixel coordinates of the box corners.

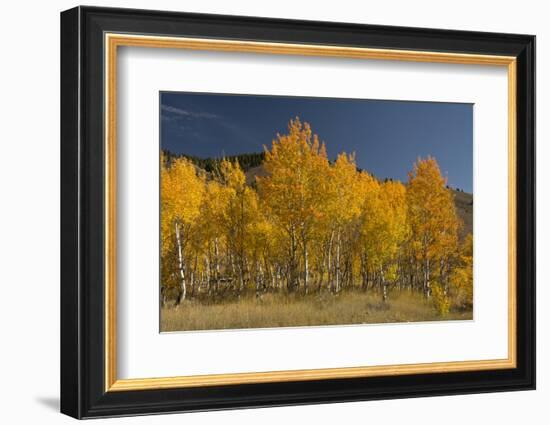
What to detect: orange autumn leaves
<box><xmin>161</xmin><ymin>118</ymin><xmax>473</xmax><ymax>313</ymax></box>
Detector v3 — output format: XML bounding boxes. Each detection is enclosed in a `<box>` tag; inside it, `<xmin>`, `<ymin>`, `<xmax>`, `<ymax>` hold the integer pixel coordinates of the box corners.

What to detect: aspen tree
<box><xmin>257</xmin><ymin>118</ymin><xmax>330</xmax><ymax>293</ymax></box>
<box><xmin>160</xmin><ymin>156</ymin><xmax>204</xmax><ymax>305</ymax></box>
<box><xmin>406</xmin><ymin>157</ymin><xmax>460</xmax><ymax>298</ymax></box>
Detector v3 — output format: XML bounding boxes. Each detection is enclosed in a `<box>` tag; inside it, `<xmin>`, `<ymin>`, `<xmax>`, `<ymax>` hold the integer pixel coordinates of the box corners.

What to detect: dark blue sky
<box><xmin>160</xmin><ymin>92</ymin><xmax>473</xmax><ymax>192</ymax></box>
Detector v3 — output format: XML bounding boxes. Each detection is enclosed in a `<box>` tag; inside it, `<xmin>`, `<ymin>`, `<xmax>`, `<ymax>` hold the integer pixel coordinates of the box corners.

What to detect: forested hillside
<box><xmin>162</xmin><ymin>150</ymin><xmax>265</xmax><ymax>174</ymax></box>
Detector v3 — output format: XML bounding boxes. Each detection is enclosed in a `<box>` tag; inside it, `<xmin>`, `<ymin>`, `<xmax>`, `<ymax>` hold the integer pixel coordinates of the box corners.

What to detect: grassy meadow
<box><xmin>160</xmin><ymin>290</ymin><xmax>472</xmax><ymax>332</ymax></box>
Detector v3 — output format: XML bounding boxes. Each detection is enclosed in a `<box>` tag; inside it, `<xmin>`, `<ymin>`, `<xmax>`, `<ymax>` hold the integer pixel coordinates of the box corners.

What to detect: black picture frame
<box><xmin>61</xmin><ymin>5</ymin><xmax>535</xmax><ymax>419</ymax></box>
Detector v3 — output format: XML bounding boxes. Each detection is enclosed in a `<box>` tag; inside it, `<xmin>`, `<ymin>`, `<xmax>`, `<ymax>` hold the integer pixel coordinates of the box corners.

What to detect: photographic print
<box><xmin>160</xmin><ymin>92</ymin><xmax>473</xmax><ymax>332</ymax></box>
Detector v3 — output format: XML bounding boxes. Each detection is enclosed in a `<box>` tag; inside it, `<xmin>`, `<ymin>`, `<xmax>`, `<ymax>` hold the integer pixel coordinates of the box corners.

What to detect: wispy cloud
<box><xmin>161</xmin><ymin>102</ymin><xmax>254</xmax><ymax>146</ymax></box>
<box><xmin>161</xmin><ymin>104</ymin><xmax>219</xmax><ymax>119</ymax></box>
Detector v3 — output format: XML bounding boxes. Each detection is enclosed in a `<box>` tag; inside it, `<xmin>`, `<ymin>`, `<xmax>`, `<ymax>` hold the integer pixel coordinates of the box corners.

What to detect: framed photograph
<box><xmin>60</xmin><ymin>6</ymin><xmax>535</xmax><ymax>419</ymax></box>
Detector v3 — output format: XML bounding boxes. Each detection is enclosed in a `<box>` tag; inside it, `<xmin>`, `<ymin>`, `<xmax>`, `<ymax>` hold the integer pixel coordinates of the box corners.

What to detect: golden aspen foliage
<box><xmin>199</xmin><ymin>179</ymin><xmax>230</xmax><ymax>243</ymax></box>
<box><xmin>327</xmin><ymin>153</ymin><xmax>366</xmax><ymax>224</ymax></box>
<box><xmin>431</xmin><ymin>283</ymin><xmax>451</xmax><ymax>316</ymax></box>
<box><xmin>379</xmin><ymin>181</ymin><xmax>409</xmax><ymax>261</ymax></box>
<box><xmin>450</xmin><ymin>233</ymin><xmax>474</xmax><ymax>309</ymax></box>
<box><xmin>357</xmin><ymin>175</ymin><xmax>384</xmax><ymax>269</ymax></box>
<box><xmin>258</xmin><ymin>118</ymin><xmax>330</xmax><ymax>233</ymax></box>
<box><xmin>160</xmin><ymin>156</ymin><xmax>205</xmax><ymax>256</ymax></box>
<box><xmin>407</xmin><ymin>157</ymin><xmax>459</xmax><ymax>256</ymax></box>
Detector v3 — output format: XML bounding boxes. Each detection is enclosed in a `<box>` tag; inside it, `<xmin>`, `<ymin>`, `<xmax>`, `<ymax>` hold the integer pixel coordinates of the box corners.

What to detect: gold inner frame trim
<box><xmin>104</xmin><ymin>33</ymin><xmax>518</xmax><ymax>392</ymax></box>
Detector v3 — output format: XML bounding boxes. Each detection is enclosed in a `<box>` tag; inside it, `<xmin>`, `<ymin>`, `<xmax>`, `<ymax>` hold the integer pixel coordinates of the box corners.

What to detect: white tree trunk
<box><xmin>335</xmin><ymin>230</ymin><xmax>341</xmax><ymax>293</ymax></box>
<box><xmin>380</xmin><ymin>266</ymin><xmax>387</xmax><ymax>302</ymax></box>
<box><xmin>327</xmin><ymin>231</ymin><xmax>334</xmax><ymax>293</ymax></box>
<box><xmin>424</xmin><ymin>257</ymin><xmax>431</xmax><ymax>298</ymax></box>
<box><xmin>303</xmin><ymin>240</ymin><xmax>309</xmax><ymax>295</ymax></box>
<box><xmin>214</xmin><ymin>238</ymin><xmax>220</xmax><ymax>291</ymax></box>
<box><xmin>205</xmin><ymin>253</ymin><xmax>211</xmax><ymax>295</ymax></box>
<box><xmin>175</xmin><ymin>221</ymin><xmax>186</xmax><ymax>306</ymax></box>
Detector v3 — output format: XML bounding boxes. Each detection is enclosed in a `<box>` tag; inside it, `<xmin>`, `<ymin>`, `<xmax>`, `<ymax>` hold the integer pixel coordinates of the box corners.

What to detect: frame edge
<box><xmin>60</xmin><ymin>6</ymin><xmax>83</xmax><ymax>420</ymax></box>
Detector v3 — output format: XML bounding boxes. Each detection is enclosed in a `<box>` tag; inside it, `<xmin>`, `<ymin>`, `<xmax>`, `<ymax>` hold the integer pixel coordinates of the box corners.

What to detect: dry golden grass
<box><xmin>160</xmin><ymin>290</ymin><xmax>472</xmax><ymax>332</ymax></box>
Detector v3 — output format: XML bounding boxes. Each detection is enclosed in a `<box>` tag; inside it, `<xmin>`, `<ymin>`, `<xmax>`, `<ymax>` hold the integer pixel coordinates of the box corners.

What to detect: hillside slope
<box><xmin>452</xmin><ymin>190</ymin><xmax>473</xmax><ymax>237</ymax></box>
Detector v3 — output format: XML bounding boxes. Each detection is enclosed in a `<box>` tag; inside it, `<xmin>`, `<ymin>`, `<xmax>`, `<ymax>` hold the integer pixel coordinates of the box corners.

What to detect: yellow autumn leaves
<box><xmin>161</xmin><ymin>118</ymin><xmax>473</xmax><ymax>314</ymax></box>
